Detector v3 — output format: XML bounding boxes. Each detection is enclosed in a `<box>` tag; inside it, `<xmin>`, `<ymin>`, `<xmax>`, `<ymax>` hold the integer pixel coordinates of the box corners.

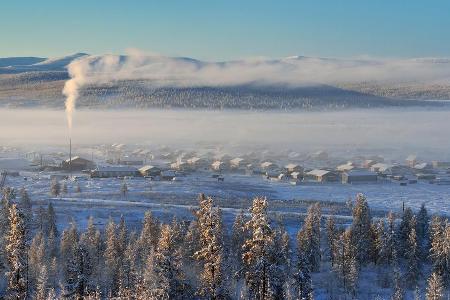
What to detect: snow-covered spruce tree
<box><xmin>294</xmin><ymin>247</ymin><xmax>313</xmax><ymax>300</ymax></box>
<box><xmin>398</xmin><ymin>207</ymin><xmax>414</xmax><ymax>258</ymax></box>
<box><xmin>79</xmin><ymin>216</ymin><xmax>103</xmax><ymax>294</ymax></box>
<box><xmin>333</xmin><ymin>228</ymin><xmax>358</xmax><ymax>297</ymax></box>
<box><xmin>34</xmin><ymin>265</ymin><xmax>49</xmax><ymax>300</ymax></box>
<box><xmin>429</xmin><ymin>218</ymin><xmax>450</xmax><ymax>284</ymax></box>
<box><xmin>118</xmin><ymin>231</ymin><xmax>140</xmax><ymax>299</ymax></box>
<box><xmin>50</xmin><ymin>179</ymin><xmax>60</xmax><ymax>197</ymax></box>
<box><xmin>138</xmin><ymin>210</ymin><xmax>160</xmax><ymax>266</ymax></box>
<box><xmin>405</xmin><ymin>216</ymin><xmax>421</xmax><ymax>288</ymax></box>
<box><xmin>28</xmin><ymin>230</ymin><xmax>47</xmax><ymax>291</ymax></box>
<box><xmin>297</xmin><ymin>203</ymin><xmax>322</xmax><ymax>273</ymax></box>
<box><xmin>46</xmin><ymin>202</ymin><xmax>58</xmax><ymax>238</ymax></box>
<box><xmin>271</xmin><ymin>222</ymin><xmax>291</xmax><ymax>298</ymax></box>
<box><xmin>416</xmin><ymin>203</ymin><xmax>429</xmax><ymax>246</ymax></box>
<box><xmin>350</xmin><ymin>193</ymin><xmax>374</xmax><ymax>266</ymax></box>
<box><xmin>391</xmin><ymin>262</ymin><xmax>405</xmax><ymax>300</ymax></box>
<box><xmin>229</xmin><ymin>209</ymin><xmax>248</xmax><ymax>298</ymax></box>
<box><xmin>193</xmin><ymin>194</ymin><xmax>227</xmax><ymax>299</ymax></box>
<box><xmin>59</xmin><ymin>221</ymin><xmax>81</xmax><ymax>297</ymax></box>
<box><xmin>426</xmin><ymin>271</ymin><xmax>444</xmax><ymax>300</ymax></box>
<box><xmin>104</xmin><ymin>218</ymin><xmax>120</xmax><ymax>296</ymax></box>
<box><xmin>5</xmin><ymin>204</ymin><xmax>28</xmax><ymax>300</ymax></box>
<box><xmin>326</xmin><ymin>215</ymin><xmax>337</xmax><ymax>267</ymax></box>
<box><xmin>242</xmin><ymin>197</ymin><xmax>277</xmax><ymax>300</ymax></box>
<box><xmin>18</xmin><ymin>187</ymin><xmax>33</xmax><ymax>236</ymax></box>
<box><xmin>145</xmin><ymin>224</ymin><xmax>190</xmax><ymax>299</ymax></box>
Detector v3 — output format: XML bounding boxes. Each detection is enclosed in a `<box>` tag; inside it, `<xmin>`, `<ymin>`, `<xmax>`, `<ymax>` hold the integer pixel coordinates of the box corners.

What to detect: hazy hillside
<box><xmin>0</xmin><ymin>53</ymin><xmax>449</xmax><ymax>110</ymax></box>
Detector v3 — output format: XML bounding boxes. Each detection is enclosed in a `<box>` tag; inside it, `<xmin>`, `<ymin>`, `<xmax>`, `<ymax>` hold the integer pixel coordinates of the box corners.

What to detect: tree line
<box><xmin>0</xmin><ymin>187</ymin><xmax>449</xmax><ymax>299</ymax></box>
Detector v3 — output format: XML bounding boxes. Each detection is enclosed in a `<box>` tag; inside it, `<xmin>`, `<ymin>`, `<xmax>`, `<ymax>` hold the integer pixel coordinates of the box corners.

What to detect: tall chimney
<box><xmin>69</xmin><ymin>138</ymin><xmax>72</xmax><ymax>176</ymax></box>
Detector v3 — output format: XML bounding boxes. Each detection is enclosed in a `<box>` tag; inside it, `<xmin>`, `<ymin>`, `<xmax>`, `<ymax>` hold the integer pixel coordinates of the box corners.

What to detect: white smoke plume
<box><xmin>62</xmin><ymin>49</ymin><xmax>450</xmax><ymax>130</ymax></box>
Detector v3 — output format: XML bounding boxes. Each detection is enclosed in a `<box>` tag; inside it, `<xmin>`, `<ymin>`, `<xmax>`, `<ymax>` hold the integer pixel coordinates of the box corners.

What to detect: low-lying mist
<box><xmin>1</xmin><ymin>108</ymin><xmax>449</xmax><ymax>160</ymax></box>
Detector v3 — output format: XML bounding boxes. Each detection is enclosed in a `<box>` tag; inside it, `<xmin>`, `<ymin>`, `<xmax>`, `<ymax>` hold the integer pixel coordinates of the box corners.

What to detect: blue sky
<box><xmin>1</xmin><ymin>0</ymin><xmax>450</xmax><ymax>60</ymax></box>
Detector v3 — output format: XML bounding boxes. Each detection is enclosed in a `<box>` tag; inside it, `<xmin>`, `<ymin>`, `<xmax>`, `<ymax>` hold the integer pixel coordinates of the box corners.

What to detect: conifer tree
<box><xmin>193</xmin><ymin>194</ymin><xmax>226</xmax><ymax>299</ymax></box>
<box><xmin>398</xmin><ymin>207</ymin><xmax>414</xmax><ymax>257</ymax></box>
<box><xmin>138</xmin><ymin>210</ymin><xmax>160</xmax><ymax>265</ymax></box>
<box><xmin>145</xmin><ymin>224</ymin><xmax>189</xmax><ymax>299</ymax></box>
<box><xmin>326</xmin><ymin>215</ymin><xmax>337</xmax><ymax>267</ymax></box>
<box><xmin>19</xmin><ymin>187</ymin><xmax>33</xmax><ymax>235</ymax></box>
<box><xmin>50</xmin><ymin>180</ymin><xmax>60</xmax><ymax>197</ymax></box>
<box><xmin>350</xmin><ymin>193</ymin><xmax>373</xmax><ymax>266</ymax></box>
<box><xmin>46</xmin><ymin>202</ymin><xmax>58</xmax><ymax>237</ymax></box>
<box><xmin>242</xmin><ymin>197</ymin><xmax>277</xmax><ymax>300</ymax></box>
<box><xmin>5</xmin><ymin>204</ymin><xmax>28</xmax><ymax>300</ymax></box>
<box><xmin>297</xmin><ymin>203</ymin><xmax>322</xmax><ymax>272</ymax></box>
<box><xmin>426</xmin><ymin>272</ymin><xmax>444</xmax><ymax>300</ymax></box>
<box><xmin>334</xmin><ymin>228</ymin><xmax>358</xmax><ymax>296</ymax></box>
<box><xmin>405</xmin><ymin>216</ymin><xmax>421</xmax><ymax>288</ymax></box>
<box><xmin>29</xmin><ymin>230</ymin><xmax>47</xmax><ymax>291</ymax></box>
<box><xmin>34</xmin><ymin>265</ymin><xmax>49</xmax><ymax>300</ymax></box>
<box><xmin>104</xmin><ymin>218</ymin><xmax>120</xmax><ymax>296</ymax></box>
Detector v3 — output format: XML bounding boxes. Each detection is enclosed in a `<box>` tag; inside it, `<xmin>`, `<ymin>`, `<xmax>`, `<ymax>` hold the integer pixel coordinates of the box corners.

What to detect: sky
<box><xmin>1</xmin><ymin>0</ymin><xmax>450</xmax><ymax>60</ymax></box>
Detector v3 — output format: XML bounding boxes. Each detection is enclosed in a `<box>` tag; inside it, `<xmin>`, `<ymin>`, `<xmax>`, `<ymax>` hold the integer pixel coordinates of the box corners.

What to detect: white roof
<box><xmin>261</xmin><ymin>161</ymin><xmax>274</xmax><ymax>168</ymax></box>
<box><xmin>187</xmin><ymin>157</ymin><xmax>201</xmax><ymax>163</ymax></box>
<box><xmin>230</xmin><ymin>157</ymin><xmax>244</xmax><ymax>164</ymax></box>
<box><xmin>291</xmin><ymin>171</ymin><xmax>301</xmax><ymax>177</ymax></box>
<box><xmin>211</xmin><ymin>161</ymin><xmax>223</xmax><ymax>167</ymax></box>
<box><xmin>139</xmin><ymin>165</ymin><xmax>159</xmax><ymax>172</ymax></box>
<box><xmin>414</xmin><ymin>163</ymin><xmax>429</xmax><ymax>170</ymax></box>
<box><xmin>307</xmin><ymin>169</ymin><xmax>330</xmax><ymax>177</ymax></box>
<box><xmin>285</xmin><ymin>163</ymin><xmax>300</xmax><ymax>169</ymax></box>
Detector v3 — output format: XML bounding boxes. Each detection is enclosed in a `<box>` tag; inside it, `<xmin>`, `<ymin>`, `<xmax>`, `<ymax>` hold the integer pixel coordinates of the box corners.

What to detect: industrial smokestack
<box><xmin>69</xmin><ymin>138</ymin><xmax>72</xmax><ymax>176</ymax></box>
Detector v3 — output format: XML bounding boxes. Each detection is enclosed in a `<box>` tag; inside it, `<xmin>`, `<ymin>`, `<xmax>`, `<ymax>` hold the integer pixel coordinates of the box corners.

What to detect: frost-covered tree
<box><xmin>46</xmin><ymin>202</ymin><xmax>58</xmax><ymax>238</ymax></box>
<box><xmin>405</xmin><ymin>216</ymin><xmax>421</xmax><ymax>288</ymax></box>
<box><xmin>294</xmin><ymin>247</ymin><xmax>313</xmax><ymax>300</ymax></box>
<box><xmin>79</xmin><ymin>216</ymin><xmax>103</xmax><ymax>293</ymax></box>
<box><xmin>5</xmin><ymin>204</ymin><xmax>28</xmax><ymax>300</ymax></box>
<box><xmin>297</xmin><ymin>203</ymin><xmax>321</xmax><ymax>272</ymax></box>
<box><xmin>29</xmin><ymin>231</ymin><xmax>47</xmax><ymax>291</ymax></box>
<box><xmin>398</xmin><ymin>207</ymin><xmax>414</xmax><ymax>258</ymax></box>
<box><xmin>391</xmin><ymin>263</ymin><xmax>405</xmax><ymax>300</ymax></box>
<box><xmin>145</xmin><ymin>224</ymin><xmax>190</xmax><ymax>299</ymax></box>
<box><xmin>333</xmin><ymin>228</ymin><xmax>359</xmax><ymax>296</ymax></box>
<box><xmin>50</xmin><ymin>180</ymin><xmax>60</xmax><ymax>197</ymax></box>
<box><xmin>426</xmin><ymin>272</ymin><xmax>444</xmax><ymax>300</ymax></box>
<box><xmin>350</xmin><ymin>193</ymin><xmax>373</xmax><ymax>266</ymax></box>
<box><xmin>138</xmin><ymin>210</ymin><xmax>160</xmax><ymax>265</ymax></box>
<box><xmin>18</xmin><ymin>187</ymin><xmax>33</xmax><ymax>235</ymax></box>
<box><xmin>416</xmin><ymin>203</ymin><xmax>429</xmax><ymax>243</ymax></box>
<box><xmin>326</xmin><ymin>215</ymin><xmax>337</xmax><ymax>267</ymax></box>
<box><xmin>34</xmin><ymin>265</ymin><xmax>49</xmax><ymax>300</ymax></box>
<box><xmin>193</xmin><ymin>194</ymin><xmax>226</xmax><ymax>299</ymax></box>
<box><xmin>430</xmin><ymin>218</ymin><xmax>450</xmax><ymax>284</ymax></box>
<box><xmin>104</xmin><ymin>218</ymin><xmax>120</xmax><ymax>296</ymax></box>
<box><xmin>242</xmin><ymin>197</ymin><xmax>277</xmax><ymax>300</ymax></box>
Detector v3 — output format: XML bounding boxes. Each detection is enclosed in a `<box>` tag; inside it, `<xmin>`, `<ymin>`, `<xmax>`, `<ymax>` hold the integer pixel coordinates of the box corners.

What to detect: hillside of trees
<box><xmin>0</xmin><ymin>72</ymin><xmax>442</xmax><ymax>110</ymax></box>
<box><xmin>0</xmin><ymin>186</ymin><xmax>449</xmax><ymax>299</ymax></box>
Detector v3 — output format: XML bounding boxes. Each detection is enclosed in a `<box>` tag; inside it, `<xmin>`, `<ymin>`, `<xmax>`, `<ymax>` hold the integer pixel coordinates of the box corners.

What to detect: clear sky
<box><xmin>1</xmin><ymin>0</ymin><xmax>450</xmax><ymax>60</ymax></box>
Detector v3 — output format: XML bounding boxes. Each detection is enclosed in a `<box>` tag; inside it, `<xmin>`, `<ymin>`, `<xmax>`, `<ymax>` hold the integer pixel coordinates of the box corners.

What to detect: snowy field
<box><xmin>4</xmin><ymin>170</ymin><xmax>449</xmax><ymax>233</ymax></box>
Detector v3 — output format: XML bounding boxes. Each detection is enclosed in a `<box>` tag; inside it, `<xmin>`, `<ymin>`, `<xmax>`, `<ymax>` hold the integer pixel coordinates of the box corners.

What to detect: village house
<box><xmin>342</xmin><ymin>169</ymin><xmax>378</xmax><ymax>184</ymax></box>
<box><xmin>61</xmin><ymin>156</ymin><xmax>96</xmax><ymax>171</ymax></box>
<box><xmin>211</xmin><ymin>161</ymin><xmax>226</xmax><ymax>172</ymax></box>
<box><xmin>260</xmin><ymin>161</ymin><xmax>278</xmax><ymax>172</ymax></box>
<box><xmin>91</xmin><ymin>166</ymin><xmax>139</xmax><ymax>178</ymax></box>
<box><xmin>229</xmin><ymin>157</ymin><xmax>248</xmax><ymax>169</ymax></box>
<box><xmin>161</xmin><ymin>170</ymin><xmax>176</xmax><ymax>181</ymax></box>
<box><xmin>138</xmin><ymin>165</ymin><xmax>162</xmax><ymax>177</ymax></box>
<box><xmin>304</xmin><ymin>169</ymin><xmax>338</xmax><ymax>183</ymax></box>
<box><xmin>170</xmin><ymin>161</ymin><xmax>188</xmax><ymax>171</ymax></box>
<box><xmin>284</xmin><ymin>163</ymin><xmax>303</xmax><ymax>174</ymax></box>
<box><xmin>186</xmin><ymin>157</ymin><xmax>208</xmax><ymax>169</ymax></box>
<box><xmin>336</xmin><ymin>162</ymin><xmax>355</xmax><ymax>172</ymax></box>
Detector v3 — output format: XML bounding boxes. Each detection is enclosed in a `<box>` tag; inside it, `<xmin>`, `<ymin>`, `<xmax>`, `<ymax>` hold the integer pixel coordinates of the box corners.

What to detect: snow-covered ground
<box><xmin>4</xmin><ymin>170</ymin><xmax>449</xmax><ymax>232</ymax></box>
